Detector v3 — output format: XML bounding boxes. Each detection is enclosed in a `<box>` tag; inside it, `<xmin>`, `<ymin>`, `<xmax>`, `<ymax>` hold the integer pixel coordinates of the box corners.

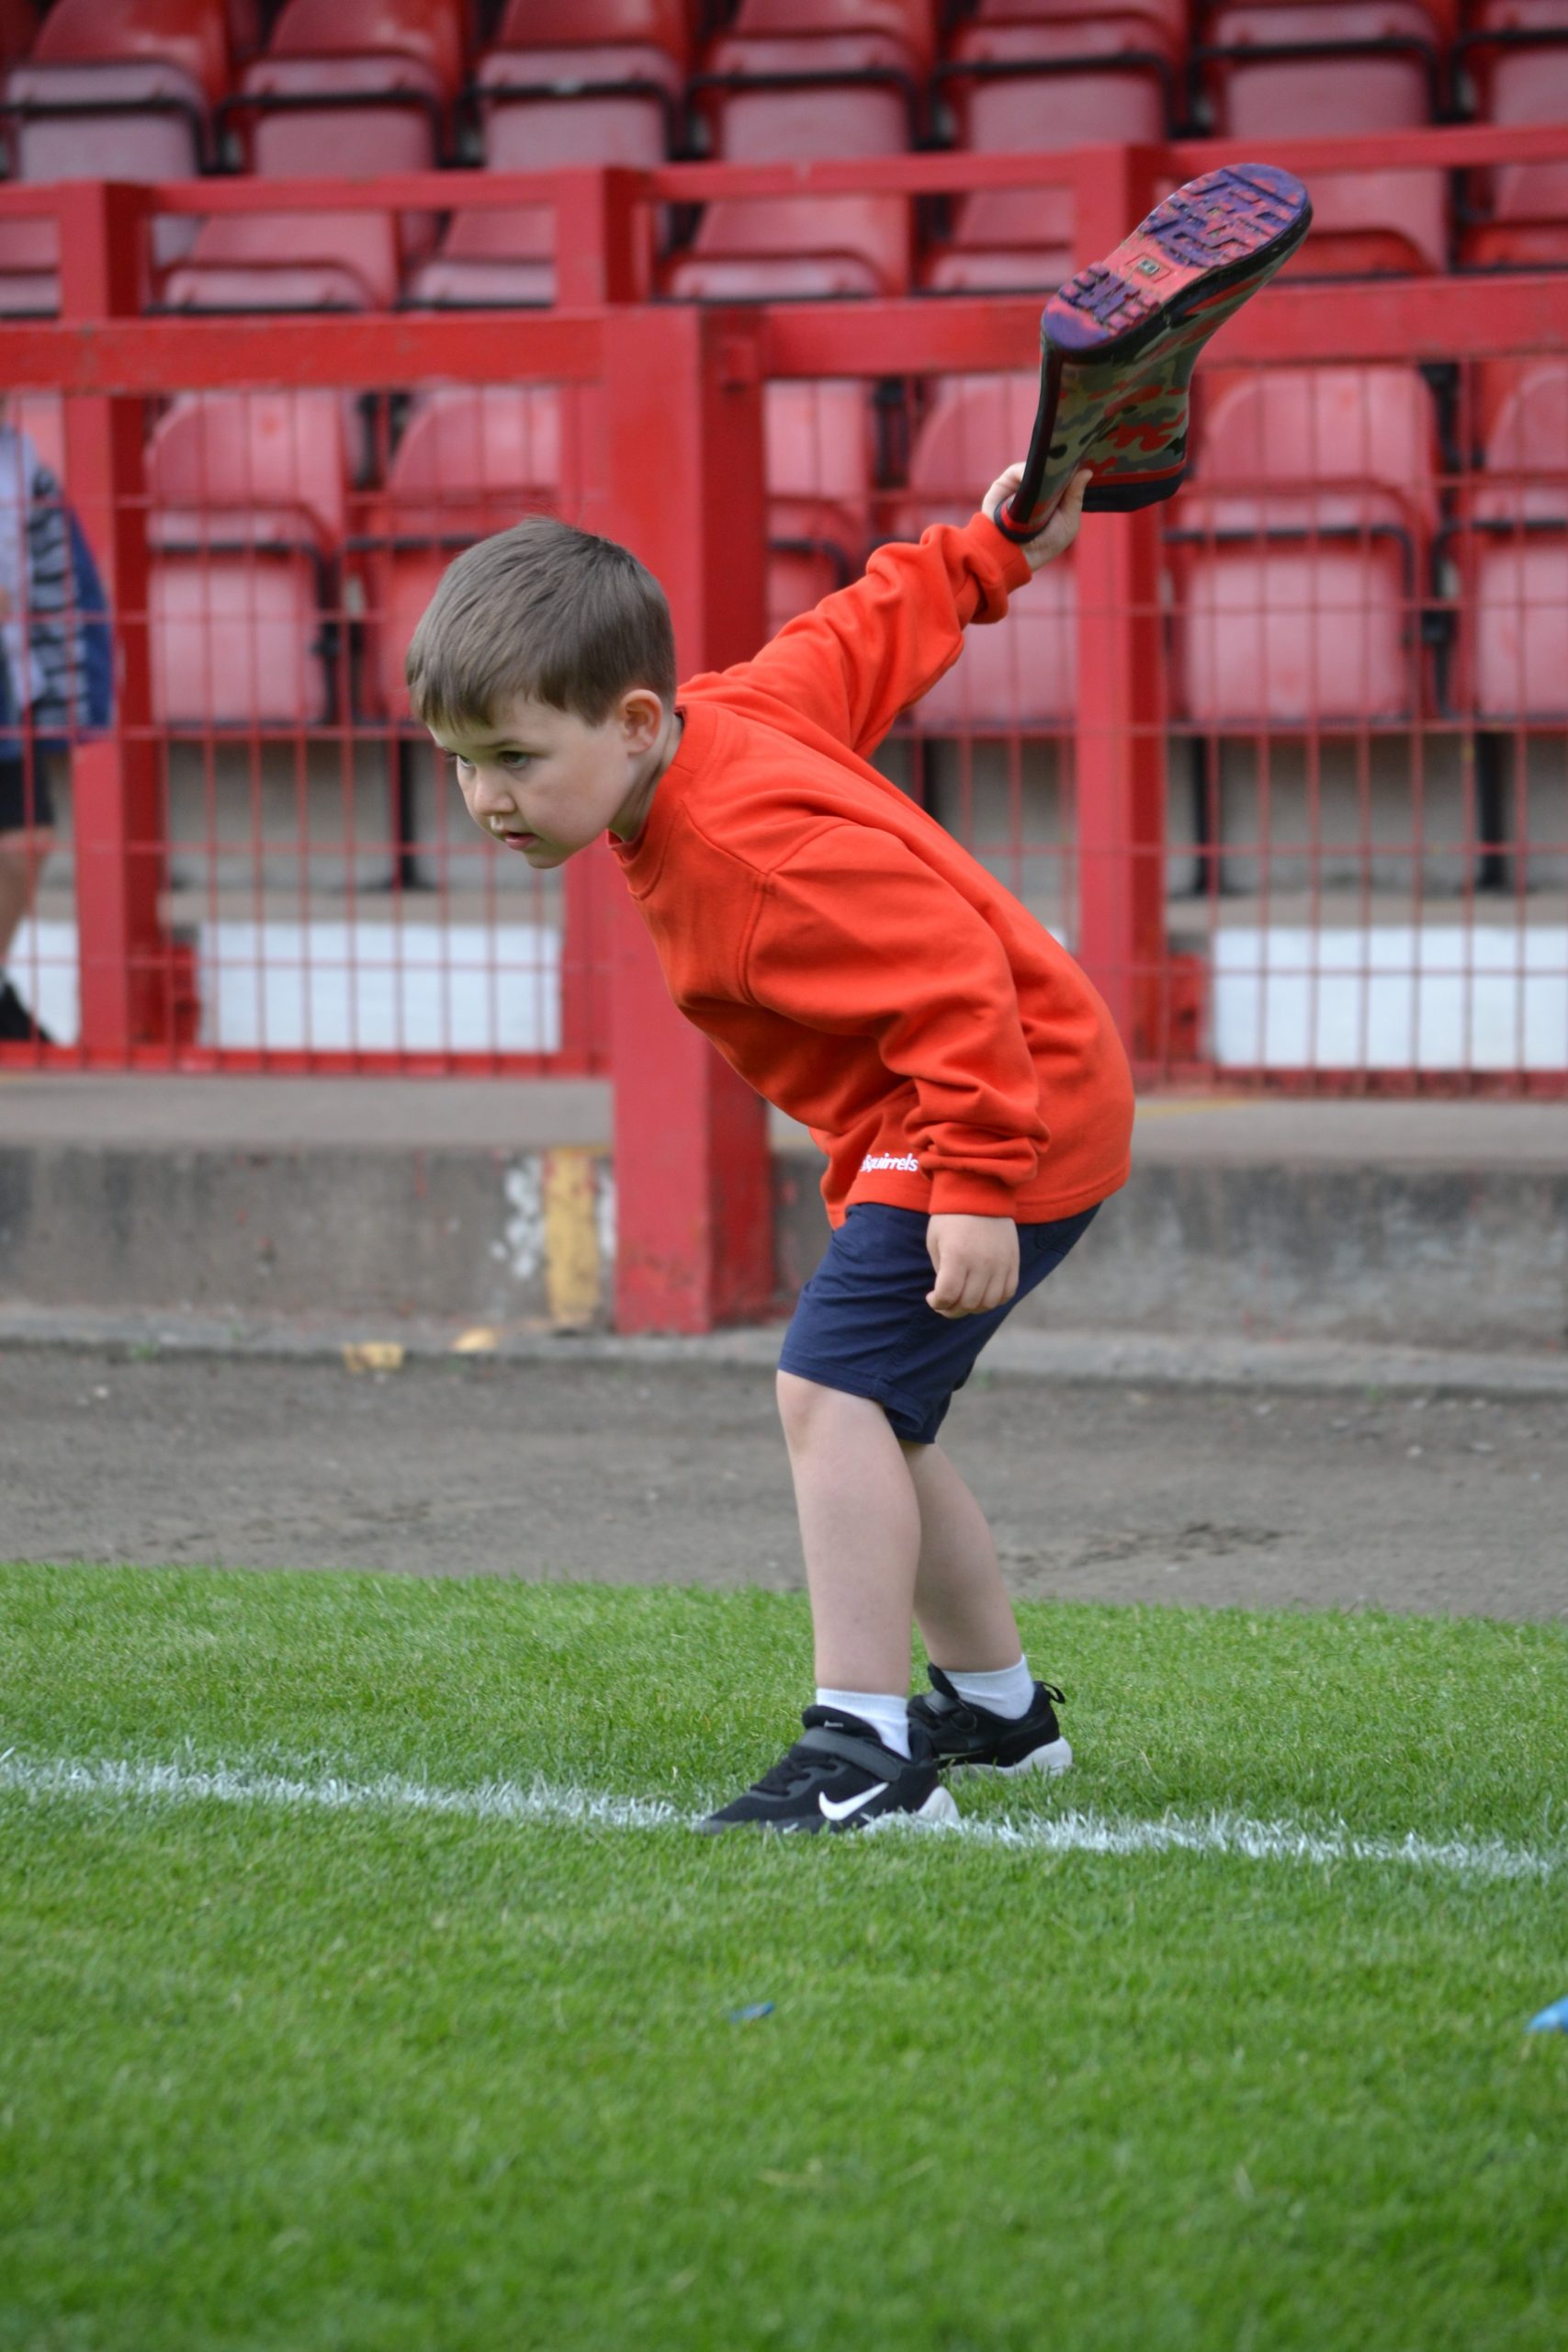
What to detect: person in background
<box><xmin>0</xmin><ymin>412</ymin><xmax>106</xmax><ymax>1046</ymax></box>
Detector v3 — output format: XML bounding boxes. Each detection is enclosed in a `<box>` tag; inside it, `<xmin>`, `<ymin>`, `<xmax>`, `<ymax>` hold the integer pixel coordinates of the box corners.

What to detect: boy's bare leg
<box><xmin>898</xmin><ymin>1437</ymin><xmax>1024</xmax><ymax>1673</ymax></box>
<box><xmin>776</xmin><ymin>1374</ymin><xmax>1024</xmax><ymax>1692</ymax></box>
<box><xmin>776</xmin><ymin>1372</ymin><xmax>921</xmax><ymax>1693</ymax></box>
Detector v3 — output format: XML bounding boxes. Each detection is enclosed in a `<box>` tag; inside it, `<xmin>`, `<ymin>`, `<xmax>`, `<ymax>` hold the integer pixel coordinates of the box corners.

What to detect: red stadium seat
<box><xmin>477</xmin><ymin>40</ymin><xmax>682</xmax><ymax>134</ymax></box>
<box><xmin>3</xmin><ymin>0</ymin><xmax>229</xmax><ymax>280</ymax></box>
<box><xmin>668</xmin><ymin>198</ymin><xmax>909</xmax><ymax>298</ymax></box>
<box><xmin>0</xmin><ymin>217</ymin><xmax>59</xmax><ymax>315</ymax></box>
<box><xmin>918</xmin><ymin>245</ymin><xmax>1073</xmax><ymax>291</ymax></box>
<box><xmin>150</xmin><ymin>388</ymin><xmax>348</xmax><ymax>541</ymax></box>
<box><xmin>459</xmin><ymin>41</ymin><xmax>674</xmax><ymax>301</ymax></box>
<box><xmin>5</xmin><ymin>58</ymin><xmax>211</xmax><ymax>180</ymax></box>
<box><xmin>1221</xmin><ymin>0</ymin><xmax>1455</xmax><ymax>34</ymax></box>
<box><xmin>664</xmin><ymin>247</ymin><xmax>891</xmax><ymax>297</ymax></box>
<box><xmin>1461</xmin><ymin>0</ymin><xmax>1568</xmax><ymax>238</ymax></box>
<box><xmin>146</xmin><ymin>390</ymin><xmax>350</xmax><ymax>725</ymax></box>
<box><xmin>403</xmin><ymin>209</ymin><xmax>555</xmax><ymax>307</ymax></box>
<box><xmin>472</xmin><ymin>39</ymin><xmax>680</xmax><ymax>240</ymax></box>
<box><xmin>898</xmin><ymin>374</ymin><xmax>1077</xmax><ymax>729</ymax></box>
<box><xmin>1470</xmin><ymin>352</ymin><xmax>1568</xmax><ymax>456</ymax></box>
<box><xmin>164</xmin><ymin>0</ymin><xmax>472</xmax><ymax>308</ymax></box>
<box><xmin>360</xmin><ymin>386</ymin><xmax>562</xmax><ymax>718</ymax></box>
<box><xmin>265</xmin><ymin>0</ymin><xmax>466</xmax><ymax>96</ymax></box>
<box><xmin>222</xmin><ymin>0</ymin><xmax>469</xmax><ymax>288</ymax></box>
<box><xmin>973</xmin><ymin>0</ymin><xmax>1190</xmax><ymax>51</ymax></box>
<box><xmin>1449</xmin><ymin>359</ymin><xmax>1568</xmax><ymax>718</ymax></box>
<box><xmin>766</xmin><ymin>379</ymin><xmax>873</xmax><ymax>526</ymax></box>
<box><xmin>489</xmin><ymin>0</ymin><xmax>690</xmax><ymax>69</ymax></box>
<box><xmin>934</xmin><ymin>19</ymin><xmax>1170</xmax><ymax>265</ymax></box>
<box><xmin>1199</xmin><ymin>0</ymin><xmax>1446</xmax><ymax>272</ymax></box>
<box><xmin>732</xmin><ymin>0</ymin><xmax>936</xmax><ymax>74</ymax></box>
<box><xmin>1168</xmin><ymin>366</ymin><xmax>1441</xmax><ymax>726</ymax></box>
<box><xmin>163</xmin><ymin>210</ymin><xmax>400</xmax><ymax>309</ymax></box>
<box><xmin>764</xmin><ymin>378</ymin><xmax>873</xmax><ymax>625</ymax></box>
<box><xmin>768</xmin><ymin>546</ymin><xmax>852</xmax><ymax>635</ymax></box>
<box><xmin>677</xmin><ymin>28</ymin><xmax>913</xmax><ymax>298</ymax></box>
<box><xmin>30</xmin><ymin>0</ymin><xmax>230</xmax><ymax>106</ymax></box>
<box><xmin>692</xmin><ymin>30</ymin><xmax>917</xmax><ymax>154</ymax></box>
<box><xmin>231</xmin><ymin>51</ymin><xmax>446</xmax><ymax>175</ymax></box>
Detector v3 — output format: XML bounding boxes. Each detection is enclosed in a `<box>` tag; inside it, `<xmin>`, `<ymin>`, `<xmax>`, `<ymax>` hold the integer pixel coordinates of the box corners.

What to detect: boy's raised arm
<box><xmin>706</xmin><ymin>467</ymin><xmax>1089</xmax><ymax>763</ymax></box>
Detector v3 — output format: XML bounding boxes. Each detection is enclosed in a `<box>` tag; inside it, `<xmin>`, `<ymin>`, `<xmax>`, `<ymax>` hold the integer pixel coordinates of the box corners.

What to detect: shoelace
<box><xmin>750</xmin><ymin>1742</ymin><xmax>829</xmax><ymax>1798</ymax></box>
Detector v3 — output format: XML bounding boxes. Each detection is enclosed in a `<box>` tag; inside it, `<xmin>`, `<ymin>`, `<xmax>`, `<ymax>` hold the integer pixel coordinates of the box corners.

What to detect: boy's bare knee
<box><xmin>0</xmin><ymin>830</ymin><xmax>52</xmax><ymax>880</ymax></box>
<box><xmin>775</xmin><ymin>1368</ymin><xmax>827</xmax><ymax>1442</ymax></box>
<box><xmin>775</xmin><ymin>1369</ymin><xmax>879</xmax><ymax>1448</ymax></box>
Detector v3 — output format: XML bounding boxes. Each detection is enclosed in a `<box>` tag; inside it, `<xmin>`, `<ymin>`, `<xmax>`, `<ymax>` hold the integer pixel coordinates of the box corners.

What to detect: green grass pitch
<box><xmin>2</xmin><ymin>1560</ymin><xmax>1565</xmax><ymax>2352</ymax></box>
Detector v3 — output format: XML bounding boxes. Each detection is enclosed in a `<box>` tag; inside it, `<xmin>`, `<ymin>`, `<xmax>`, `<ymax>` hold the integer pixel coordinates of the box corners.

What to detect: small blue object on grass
<box><xmin>728</xmin><ymin>2002</ymin><xmax>774</xmax><ymax>2023</ymax></box>
<box><xmin>1526</xmin><ymin>1996</ymin><xmax>1568</xmax><ymax>2032</ymax></box>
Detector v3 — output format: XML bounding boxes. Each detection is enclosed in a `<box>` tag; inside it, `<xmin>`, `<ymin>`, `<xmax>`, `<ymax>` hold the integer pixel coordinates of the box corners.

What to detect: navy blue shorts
<box><xmin>778</xmin><ymin>1200</ymin><xmax>1102</xmax><ymax>1445</ymax></box>
<box><xmin>0</xmin><ymin>753</ymin><xmax>53</xmax><ymax>837</ymax></box>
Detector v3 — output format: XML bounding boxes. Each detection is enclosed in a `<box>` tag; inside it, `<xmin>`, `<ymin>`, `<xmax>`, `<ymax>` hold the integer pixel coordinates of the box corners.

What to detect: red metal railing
<box><xmin>1</xmin><ymin>129</ymin><xmax>1565</xmax><ymax>1322</ymax></box>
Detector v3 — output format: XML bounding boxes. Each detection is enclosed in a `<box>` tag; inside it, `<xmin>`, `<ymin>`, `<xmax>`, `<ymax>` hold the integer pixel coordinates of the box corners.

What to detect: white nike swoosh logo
<box><xmin>818</xmin><ymin>1782</ymin><xmax>889</xmax><ymax>1822</ymax></box>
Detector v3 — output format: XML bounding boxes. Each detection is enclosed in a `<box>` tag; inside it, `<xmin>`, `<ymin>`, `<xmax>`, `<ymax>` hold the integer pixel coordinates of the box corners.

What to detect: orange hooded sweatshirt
<box><xmin>609</xmin><ymin>512</ymin><xmax>1134</xmax><ymax>1229</ymax></box>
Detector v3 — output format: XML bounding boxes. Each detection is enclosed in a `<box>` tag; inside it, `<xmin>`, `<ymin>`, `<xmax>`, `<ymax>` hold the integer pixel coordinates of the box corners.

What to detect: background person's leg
<box><xmin>0</xmin><ymin>831</ymin><xmax>46</xmax><ymax>967</ymax></box>
<box><xmin>776</xmin><ymin>1370</ymin><xmax>922</xmax><ymax>1695</ymax></box>
<box><xmin>0</xmin><ymin>828</ymin><xmax>54</xmax><ymax>1042</ymax></box>
<box><xmin>900</xmin><ymin>1437</ymin><xmax>1026</xmax><ymax>1673</ymax></box>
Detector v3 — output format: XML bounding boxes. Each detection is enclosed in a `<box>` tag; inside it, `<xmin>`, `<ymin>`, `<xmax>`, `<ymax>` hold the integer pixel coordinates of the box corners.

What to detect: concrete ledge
<box><xmin>0</xmin><ymin>1143</ymin><xmax>610</xmax><ymax>1324</ymax></box>
<box><xmin>3</xmin><ymin>1077</ymin><xmax>1566</xmax><ymax>1353</ymax></box>
<box><xmin>1051</xmin><ymin>1161</ymin><xmax>1568</xmax><ymax>1353</ymax></box>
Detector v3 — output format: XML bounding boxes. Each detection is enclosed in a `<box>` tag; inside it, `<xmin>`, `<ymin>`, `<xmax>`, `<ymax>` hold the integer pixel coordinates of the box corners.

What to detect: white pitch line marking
<box><xmin>0</xmin><ymin>1750</ymin><xmax>1557</xmax><ymax>1883</ymax></box>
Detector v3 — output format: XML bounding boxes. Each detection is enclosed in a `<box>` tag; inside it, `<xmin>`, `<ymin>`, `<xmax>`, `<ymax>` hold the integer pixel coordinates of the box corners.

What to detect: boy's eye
<box><xmin>499</xmin><ymin>751</ymin><xmax>532</xmax><ymax>772</ymax></box>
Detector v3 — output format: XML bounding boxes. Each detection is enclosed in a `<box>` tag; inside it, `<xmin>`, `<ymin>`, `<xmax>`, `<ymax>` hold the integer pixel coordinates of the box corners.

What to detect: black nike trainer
<box><xmin>909</xmin><ymin>1668</ymin><xmax>1073</xmax><ymax>1778</ymax></box>
<box><xmin>698</xmin><ymin>1707</ymin><xmax>960</xmax><ymax>1836</ymax></box>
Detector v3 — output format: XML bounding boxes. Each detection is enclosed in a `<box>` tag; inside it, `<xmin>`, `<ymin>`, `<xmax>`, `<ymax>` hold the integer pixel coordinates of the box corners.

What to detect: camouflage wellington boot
<box><xmin>998</xmin><ymin>163</ymin><xmax>1312</xmax><ymax>538</ymax></box>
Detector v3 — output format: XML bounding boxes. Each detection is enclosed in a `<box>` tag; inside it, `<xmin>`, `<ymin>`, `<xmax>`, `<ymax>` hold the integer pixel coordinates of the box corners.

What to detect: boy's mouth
<box><xmin>496</xmin><ymin>830</ymin><xmax>539</xmax><ymax>851</ymax></box>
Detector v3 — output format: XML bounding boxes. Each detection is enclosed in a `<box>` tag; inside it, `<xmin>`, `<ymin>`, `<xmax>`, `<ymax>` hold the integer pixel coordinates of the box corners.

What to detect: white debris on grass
<box><xmin>0</xmin><ymin>1748</ymin><xmax>1558</xmax><ymax>1884</ymax></box>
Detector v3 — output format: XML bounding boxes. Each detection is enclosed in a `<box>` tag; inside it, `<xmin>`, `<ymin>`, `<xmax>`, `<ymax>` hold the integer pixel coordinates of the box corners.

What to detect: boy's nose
<box><xmin>469</xmin><ymin>770</ymin><xmax>517</xmax><ymax>820</ymax></box>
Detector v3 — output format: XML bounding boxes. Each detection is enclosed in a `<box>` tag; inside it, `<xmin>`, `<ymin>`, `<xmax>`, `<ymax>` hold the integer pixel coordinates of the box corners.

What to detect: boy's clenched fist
<box><xmin>926</xmin><ymin>1213</ymin><xmax>1021</xmax><ymax>1319</ymax></box>
<box><xmin>983</xmin><ymin>462</ymin><xmax>1093</xmax><ymax>572</ymax></box>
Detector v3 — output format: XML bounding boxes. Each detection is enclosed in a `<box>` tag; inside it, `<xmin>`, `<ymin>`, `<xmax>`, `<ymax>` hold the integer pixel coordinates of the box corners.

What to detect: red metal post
<box><xmin>55</xmin><ymin>182</ymin><xmax>169</xmax><ymax>1057</ymax></box>
<box><xmin>1070</xmin><ymin>149</ymin><xmax>1169</xmax><ymax>1065</ymax></box>
<box><xmin>594</xmin><ymin>307</ymin><xmax>774</xmax><ymax>1332</ymax></box>
<box><xmin>552</xmin><ymin>167</ymin><xmax>647</xmax><ymax>308</ymax></box>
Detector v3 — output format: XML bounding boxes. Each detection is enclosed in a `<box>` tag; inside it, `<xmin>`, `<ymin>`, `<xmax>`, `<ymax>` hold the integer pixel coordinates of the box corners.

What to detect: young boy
<box><xmin>407</xmin><ymin>452</ymin><xmax>1132</xmax><ymax>1836</ymax></box>
<box><xmin>407</xmin><ymin>161</ymin><xmax>1316</xmax><ymax>1833</ymax></box>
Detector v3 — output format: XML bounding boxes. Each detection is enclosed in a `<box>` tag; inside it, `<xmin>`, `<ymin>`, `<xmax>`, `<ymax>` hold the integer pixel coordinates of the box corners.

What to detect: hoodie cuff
<box><xmin>964</xmin><ymin>510</ymin><xmax>1034</xmax><ymax>617</ymax></box>
<box><xmin>928</xmin><ymin>1169</ymin><xmax>1022</xmax><ymax>1220</ymax></box>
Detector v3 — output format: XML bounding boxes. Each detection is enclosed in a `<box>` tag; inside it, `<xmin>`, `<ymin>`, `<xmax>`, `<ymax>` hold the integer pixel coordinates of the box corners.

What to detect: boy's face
<box><xmin>432</xmin><ymin>688</ymin><xmax>671</xmax><ymax>869</ymax></box>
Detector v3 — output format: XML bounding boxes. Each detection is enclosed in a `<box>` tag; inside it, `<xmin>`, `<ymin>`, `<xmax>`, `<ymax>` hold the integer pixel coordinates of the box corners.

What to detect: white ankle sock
<box><xmin>814</xmin><ymin>1688</ymin><xmax>911</xmax><ymax>1760</ymax></box>
<box><xmin>942</xmin><ymin>1657</ymin><xmax>1034</xmax><ymax>1720</ymax></box>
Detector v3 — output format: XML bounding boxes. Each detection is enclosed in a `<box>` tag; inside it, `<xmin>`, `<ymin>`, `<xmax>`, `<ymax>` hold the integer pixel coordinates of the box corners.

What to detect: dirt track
<box><xmin>1</xmin><ymin>1348</ymin><xmax>1562</xmax><ymax>1618</ymax></box>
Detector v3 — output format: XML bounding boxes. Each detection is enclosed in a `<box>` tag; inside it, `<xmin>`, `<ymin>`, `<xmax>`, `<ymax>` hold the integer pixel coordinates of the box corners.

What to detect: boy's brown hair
<box><xmin>406</xmin><ymin>514</ymin><xmax>676</xmax><ymax>733</ymax></box>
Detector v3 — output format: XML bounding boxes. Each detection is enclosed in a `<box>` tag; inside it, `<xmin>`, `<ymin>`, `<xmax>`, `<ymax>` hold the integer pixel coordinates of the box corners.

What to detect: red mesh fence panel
<box><xmin>0</xmin><ymin>374</ymin><xmax>606</xmax><ymax>1071</ymax></box>
<box><xmin>0</xmin><ymin>142</ymin><xmax>1564</xmax><ymax>1095</ymax></box>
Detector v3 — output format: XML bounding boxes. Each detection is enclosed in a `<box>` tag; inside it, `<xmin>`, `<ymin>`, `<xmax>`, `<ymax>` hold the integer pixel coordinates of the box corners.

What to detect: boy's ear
<box><xmin>617</xmin><ymin>686</ymin><xmax>668</xmax><ymax>749</ymax></box>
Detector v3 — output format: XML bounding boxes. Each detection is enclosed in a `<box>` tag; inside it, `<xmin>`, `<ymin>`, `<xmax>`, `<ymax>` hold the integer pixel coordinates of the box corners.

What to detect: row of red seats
<box><xmin>14</xmin><ymin>358</ymin><xmax>1563</xmax><ymax>732</ymax></box>
<box><xmin>884</xmin><ymin>361</ymin><xmax>1568</xmax><ymax>728</ymax></box>
<box><xmin>0</xmin><ymin>0</ymin><xmax>1563</xmax><ymax>311</ymax></box>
